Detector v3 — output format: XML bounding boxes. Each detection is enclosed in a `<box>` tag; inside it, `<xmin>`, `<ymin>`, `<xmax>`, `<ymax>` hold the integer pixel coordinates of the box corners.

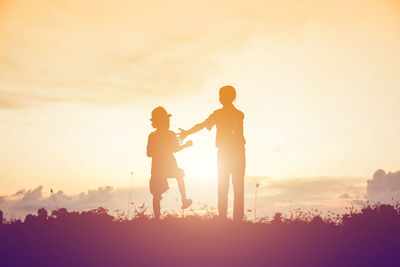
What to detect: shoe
<box><xmin>181</xmin><ymin>198</ymin><xmax>192</xmax><ymax>209</ymax></box>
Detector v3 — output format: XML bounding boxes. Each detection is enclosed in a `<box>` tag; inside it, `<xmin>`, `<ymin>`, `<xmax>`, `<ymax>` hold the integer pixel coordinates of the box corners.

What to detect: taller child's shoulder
<box><xmin>214</xmin><ymin>106</ymin><xmax>244</xmax><ymax>119</ymax></box>
<box><xmin>234</xmin><ymin>107</ymin><xmax>244</xmax><ymax>118</ymax></box>
<box><xmin>228</xmin><ymin>106</ymin><xmax>244</xmax><ymax>119</ymax></box>
<box><xmin>148</xmin><ymin>131</ymin><xmax>157</xmax><ymax>138</ymax></box>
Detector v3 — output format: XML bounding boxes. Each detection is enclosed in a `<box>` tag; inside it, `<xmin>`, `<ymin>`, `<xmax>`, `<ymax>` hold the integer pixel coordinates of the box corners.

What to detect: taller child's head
<box><xmin>150</xmin><ymin>106</ymin><xmax>171</xmax><ymax>129</ymax></box>
<box><xmin>219</xmin><ymin>85</ymin><xmax>236</xmax><ymax>106</ymax></box>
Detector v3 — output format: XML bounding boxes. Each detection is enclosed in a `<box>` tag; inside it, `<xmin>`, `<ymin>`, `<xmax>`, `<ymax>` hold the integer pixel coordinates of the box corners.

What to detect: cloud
<box><xmin>0</xmin><ymin>176</ymin><xmax>372</xmax><ymax>218</ymax></box>
<box><xmin>0</xmin><ymin>0</ymin><xmax>261</xmax><ymax>109</ymax></box>
<box><xmin>0</xmin><ymin>90</ymin><xmax>71</xmax><ymax>109</ymax></box>
<box><xmin>22</xmin><ymin>186</ymin><xmax>43</xmax><ymax>202</ymax></box>
<box><xmin>77</xmin><ymin>186</ymin><xmax>114</xmax><ymax>204</ymax></box>
<box><xmin>12</xmin><ymin>189</ymin><xmax>26</xmax><ymax>197</ymax></box>
<box><xmin>249</xmin><ymin>176</ymin><xmax>366</xmax><ymax>215</ymax></box>
<box><xmin>0</xmin><ymin>99</ymin><xmax>26</xmax><ymax>109</ymax></box>
<box><xmin>339</xmin><ymin>193</ymin><xmax>351</xmax><ymax>199</ymax></box>
<box><xmin>0</xmin><ymin>176</ymin><xmax>367</xmax><ymax>220</ymax></box>
<box><xmin>255</xmin><ymin>176</ymin><xmax>364</xmax><ymax>199</ymax></box>
<box><xmin>0</xmin><ymin>185</ymin><xmax>150</xmax><ymax>219</ymax></box>
<box><xmin>3</xmin><ymin>0</ymin><xmax>376</xmax><ymax>109</ymax></box>
<box><xmin>366</xmin><ymin>169</ymin><xmax>400</xmax><ymax>203</ymax></box>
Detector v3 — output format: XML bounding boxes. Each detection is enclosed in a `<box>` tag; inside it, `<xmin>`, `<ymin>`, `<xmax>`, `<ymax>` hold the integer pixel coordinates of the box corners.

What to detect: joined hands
<box><xmin>177</xmin><ymin>128</ymin><xmax>188</xmax><ymax>143</ymax></box>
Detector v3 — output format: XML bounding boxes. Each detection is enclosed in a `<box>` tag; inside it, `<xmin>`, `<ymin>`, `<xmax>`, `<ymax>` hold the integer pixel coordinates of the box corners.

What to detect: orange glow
<box><xmin>0</xmin><ymin>0</ymin><xmax>400</xmax><ymax>202</ymax></box>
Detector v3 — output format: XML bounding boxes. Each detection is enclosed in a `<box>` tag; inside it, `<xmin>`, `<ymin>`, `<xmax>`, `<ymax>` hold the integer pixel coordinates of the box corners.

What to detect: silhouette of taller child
<box><xmin>178</xmin><ymin>86</ymin><xmax>246</xmax><ymax>222</ymax></box>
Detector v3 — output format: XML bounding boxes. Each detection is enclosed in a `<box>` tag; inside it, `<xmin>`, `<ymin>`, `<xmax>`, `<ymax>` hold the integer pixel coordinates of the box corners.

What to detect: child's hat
<box><xmin>150</xmin><ymin>106</ymin><xmax>172</xmax><ymax>121</ymax></box>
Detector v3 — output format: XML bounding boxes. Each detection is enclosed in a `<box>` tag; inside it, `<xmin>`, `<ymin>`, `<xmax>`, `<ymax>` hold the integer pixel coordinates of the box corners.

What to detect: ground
<box><xmin>1</xmin><ymin>204</ymin><xmax>399</xmax><ymax>266</ymax></box>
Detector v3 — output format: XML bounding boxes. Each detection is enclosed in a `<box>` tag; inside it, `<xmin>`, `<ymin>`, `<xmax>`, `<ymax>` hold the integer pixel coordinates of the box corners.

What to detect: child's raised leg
<box><xmin>176</xmin><ymin>175</ymin><xmax>192</xmax><ymax>209</ymax></box>
<box><xmin>176</xmin><ymin>175</ymin><xmax>187</xmax><ymax>200</ymax></box>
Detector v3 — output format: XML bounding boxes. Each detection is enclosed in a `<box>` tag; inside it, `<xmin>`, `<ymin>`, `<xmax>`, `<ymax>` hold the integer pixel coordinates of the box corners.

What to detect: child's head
<box><xmin>219</xmin><ymin>85</ymin><xmax>236</xmax><ymax>106</ymax></box>
<box><xmin>150</xmin><ymin>106</ymin><xmax>171</xmax><ymax>129</ymax></box>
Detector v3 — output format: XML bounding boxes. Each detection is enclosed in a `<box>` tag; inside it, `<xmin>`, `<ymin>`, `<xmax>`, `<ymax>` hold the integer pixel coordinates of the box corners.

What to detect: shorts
<box><xmin>150</xmin><ymin>159</ymin><xmax>185</xmax><ymax>196</ymax></box>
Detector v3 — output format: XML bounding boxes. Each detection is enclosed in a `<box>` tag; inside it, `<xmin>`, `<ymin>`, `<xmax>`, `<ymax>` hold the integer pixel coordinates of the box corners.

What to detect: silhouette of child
<box><xmin>178</xmin><ymin>86</ymin><xmax>245</xmax><ymax>222</ymax></box>
<box><xmin>147</xmin><ymin>106</ymin><xmax>193</xmax><ymax>220</ymax></box>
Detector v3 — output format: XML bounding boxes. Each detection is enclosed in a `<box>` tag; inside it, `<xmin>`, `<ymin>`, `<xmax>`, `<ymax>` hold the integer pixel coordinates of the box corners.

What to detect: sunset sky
<box><xmin>1</xmin><ymin>0</ymin><xmax>399</xmax><ymax>218</ymax></box>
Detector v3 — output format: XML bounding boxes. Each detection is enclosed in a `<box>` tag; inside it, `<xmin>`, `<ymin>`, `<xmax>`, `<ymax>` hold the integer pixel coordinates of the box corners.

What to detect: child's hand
<box><xmin>185</xmin><ymin>140</ymin><xmax>193</xmax><ymax>147</ymax></box>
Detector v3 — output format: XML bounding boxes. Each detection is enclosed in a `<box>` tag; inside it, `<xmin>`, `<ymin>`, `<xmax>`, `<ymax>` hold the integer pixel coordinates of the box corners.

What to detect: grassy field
<box><xmin>1</xmin><ymin>204</ymin><xmax>399</xmax><ymax>266</ymax></box>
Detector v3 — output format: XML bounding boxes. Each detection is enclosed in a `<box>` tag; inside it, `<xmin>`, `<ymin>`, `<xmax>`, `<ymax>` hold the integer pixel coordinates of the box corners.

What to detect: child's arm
<box><xmin>174</xmin><ymin>140</ymin><xmax>193</xmax><ymax>153</ymax></box>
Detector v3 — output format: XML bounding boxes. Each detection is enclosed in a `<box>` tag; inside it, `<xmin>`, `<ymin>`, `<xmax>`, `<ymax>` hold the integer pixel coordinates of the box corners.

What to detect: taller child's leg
<box><xmin>232</xmin><ymin>170</ymin><xmax>244</xmax><ymax>222</ymax></box>
<box><xmin>232</xmin><ymin>150</ymin><xmax>246</xmax><ymax>222</ymax></box>
<box><xmin>218</xmin><ymin>149</ymin><xmax>230</xmax><ymax>218</ymax></box>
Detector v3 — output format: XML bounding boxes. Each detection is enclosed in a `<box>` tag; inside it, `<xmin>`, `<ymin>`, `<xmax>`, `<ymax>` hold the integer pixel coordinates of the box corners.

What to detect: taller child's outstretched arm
<box><xmin>177</xmin><ymin>121</ymin><xmax>208</xmax><ymax>143</ymax></box>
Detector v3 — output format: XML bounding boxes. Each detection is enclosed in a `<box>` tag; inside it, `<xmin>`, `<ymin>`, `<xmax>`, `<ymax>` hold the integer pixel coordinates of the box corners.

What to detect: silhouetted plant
<box><xmin>272</xmin><ymin>212</ymin><xmax>283</xmax><ymax>224</ymax></box>
<box><xmin>254</xmin><ymin>183</ymin><xmax>259</xmax><ymax>221</ymax></box>
<box><xmin>132</xmin><ymin>203</ymin><xmax>150</xmax><ymax>221</ymax></box>
<box><xmin>0</xmin><ymin>204</ymin><xmax>400</xmax><ymax>266</ymax></box>
<box><xmin>38</xmin><ymin>207</ymin><xmax>48</xmax><ymax>221</ymax></box>
<box><xmin>112</xmin><ymin>208</ymin><xmax>127</xmax><ymax>222</ymax></box>
<box><xmin>51</xmin><ymin>208</ymin><xmax>69</xmax><ymax>219</ymax></box>
<box><xmin>2</xmin><ymin>203</ymin><xmax>400</xmax><ymax>266</ymax></box>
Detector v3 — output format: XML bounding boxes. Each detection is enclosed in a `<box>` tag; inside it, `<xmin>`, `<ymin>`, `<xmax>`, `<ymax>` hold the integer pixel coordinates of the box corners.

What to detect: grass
<box><xmin>1</xmin><ymin>203</ymin><xmax>400</xmax><ymax>266</ymax></box>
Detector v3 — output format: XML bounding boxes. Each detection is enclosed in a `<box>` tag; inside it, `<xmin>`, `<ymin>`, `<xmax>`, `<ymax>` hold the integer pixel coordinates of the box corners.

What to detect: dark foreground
<box><xmin>1</xmin><ymin>204</ymin><xmax>400</xmax><ymax>267</ymax></box>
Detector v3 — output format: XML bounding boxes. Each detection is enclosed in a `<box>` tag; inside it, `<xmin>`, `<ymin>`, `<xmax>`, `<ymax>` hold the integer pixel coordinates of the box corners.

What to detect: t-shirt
<box><xmin>147</xmin><ymin>130</ymin><xmax>179</xmax><ymax>159</ymax></box>
<box><xmin>147</xmin><ymin>130</ymin><xmax>180</xmax><ymax>175</ymax></box>
<box><xmin>204</xmin><ymin>105</ymin><xmax>245</xmax><ymax>149</ymax></box>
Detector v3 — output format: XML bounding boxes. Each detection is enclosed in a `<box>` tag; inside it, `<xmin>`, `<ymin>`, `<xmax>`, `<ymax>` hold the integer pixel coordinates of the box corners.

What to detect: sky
<box><xmin>1</xmin><ymin>0</ymin><xmax>400</xmax><ymax>218</ymax></box>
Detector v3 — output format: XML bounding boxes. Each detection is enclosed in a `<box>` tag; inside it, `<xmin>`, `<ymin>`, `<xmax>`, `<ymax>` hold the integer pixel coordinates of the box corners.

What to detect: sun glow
<box><xmin>175</xmin><ymin>134</ymin><xmax>218</xmax><ymax>181</ymax></box>
<box><xmin>183</xmin><ymin>154</ymin><xmax>217</xmax><ymax>179</ymax></box>
<box><xmin>1</xmin><ymin>0</ymin><xmax>400</xmax><ymax>198</ymax></box>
